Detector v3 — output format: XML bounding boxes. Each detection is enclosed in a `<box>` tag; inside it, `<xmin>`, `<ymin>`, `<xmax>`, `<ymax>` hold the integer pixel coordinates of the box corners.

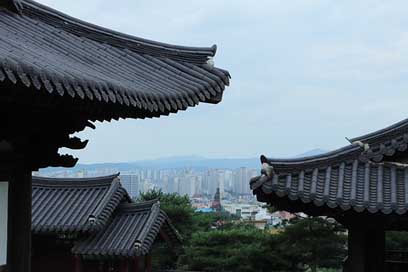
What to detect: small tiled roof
<box><xmin>0</xmin><ymin>0</ymin><xmax>230</xmax><ymax>120</ymax></box>
<box><xmin>251</xmin><ymin>119</ymin><xmax>408</xmax><ymax>215</ymax></box>
<box><xmin>72</xmin><ymin>200</ymin><xmax>181</xmax><ymax>258</ymax></box>
<box><xmin>32</xmin><ymin>174</ymin><xmax>130</xmax><ymax>234</ymax></box>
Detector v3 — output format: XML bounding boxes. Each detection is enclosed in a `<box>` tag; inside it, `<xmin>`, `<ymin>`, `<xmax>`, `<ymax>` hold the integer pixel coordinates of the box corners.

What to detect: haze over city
<box><xmin>33</xmin><ymin>0</ymin><xmax>408</xmax><ymax>164</ymax></box>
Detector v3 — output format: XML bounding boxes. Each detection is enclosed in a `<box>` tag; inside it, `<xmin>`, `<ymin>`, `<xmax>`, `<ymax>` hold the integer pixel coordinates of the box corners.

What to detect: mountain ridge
<box><xmin>39</xmin><ymin>149</ymin><xmax>328</xmax><ymax>173</ymax></box>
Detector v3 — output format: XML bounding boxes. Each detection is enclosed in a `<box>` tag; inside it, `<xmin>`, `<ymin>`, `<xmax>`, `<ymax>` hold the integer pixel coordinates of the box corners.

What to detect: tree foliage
<box><xmin>277</xmin><ymin>216</ymin><xmax>347</xmax><ymax>272</ymax></box>
<box><xmin>181</xmin><ymin>216</ymin><xmax>346</xmax><ymax>272</ymax></box>
<box><xmin>138</xmin><ymin>190</ymin><xmax>347</xmax><ymax>272</ymax></box>
<box><xmin>386</xmin><ymin>231</ymin><xmax>408</xmax><ymax>250</ymax></box>
<box><xmin>180</xmin><ymin>225</ymin><xmax>288</xmax><ymax>272</ymax></box>
<box><xmin>138</xmin><ymin>189</ymin><xmax>193</xmax><ymax>269</ymax></box>
<box><xmin>138</xmin><ymin>189</ymin><xmax>194</xmax><ymax>236</ymax></box>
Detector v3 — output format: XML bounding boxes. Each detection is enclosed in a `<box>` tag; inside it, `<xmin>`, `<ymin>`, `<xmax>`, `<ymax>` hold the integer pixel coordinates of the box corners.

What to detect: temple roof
<box><xmin>251</xmin><ymin>118</ymin><xmax>408</xmax><ymax>216</ymax></box>
<box><xmin>72</xmin><ymin>200</ymin><xmax>181</xmax><ymax>258</ymax></box>
<box><xmin>0</xmin><ymin>0</ymin><xmax>230</xmax><ymax>120</ymax></box>
<box><xmin>349</xmin><ymin>118</ymin><xmax>408</xmax><ymax>162</ymax></box>
<box><xmin>32</xmin><ymin>174</ymin><xmax>130</xmax><ymax>234</ymax></box>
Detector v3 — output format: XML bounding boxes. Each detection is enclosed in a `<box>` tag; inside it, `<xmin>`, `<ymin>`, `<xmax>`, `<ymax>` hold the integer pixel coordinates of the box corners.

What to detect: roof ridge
<box><xmin>119</xmin><ymin>199</ymin><xmax>160</xmax><ymax>213</ymax></box>
<box><xmin>159</xmin><ymin>209</ymin><xmax>183</xmax><ymax>243</ymax></box>
<box><xmin>32</xmin><ymin>174</ymin><xmax>120</xmax><ymax>187</ymax></box>
<box><xmin>20</xmin><ymin>0</ymin><xmax>216</xmax><ymax>64</ymax></box>
<box><xmin>350</xmin><ymin>118</ymin><xmax>408</xmax><ymax>144</ymax></box>
<box><xmin>134</xmin><ymin>201</ymin><xmax>161</xmax><ymax>255</ymax></box>
<box><xmin>88</xmin><ymin>177</ymin><xmax>123</xmax><ymax>224</ymax></box>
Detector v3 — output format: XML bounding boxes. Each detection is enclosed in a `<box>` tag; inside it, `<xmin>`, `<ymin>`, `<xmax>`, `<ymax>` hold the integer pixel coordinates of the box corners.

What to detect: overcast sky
<box><xmin>38</xmin><ymin>0</ymin><xmax>408</xmax><ymax>163</ymax></box>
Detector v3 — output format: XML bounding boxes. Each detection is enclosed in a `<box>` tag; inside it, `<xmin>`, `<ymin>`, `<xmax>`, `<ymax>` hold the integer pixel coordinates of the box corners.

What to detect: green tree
<box><xmin>386</xmin><ymin>231</ymin><xmax>408</xmax><ymax>250</ymax></box>
<box><xmin>181</xmin><ymin>225</ymin><xmax>288</xmax><ymax>272</ymax></box>
<box><xmin>138</xmin><ymin>189</ymin><xmax>194</xmax><ymax>269</ymax></box>
<box><xmin>138</xmin><ymin>189</ymin><xmax>194</xmax><ymax>237</ymax></box>
<box><xmin>278</xmin><ymin>216</ymin><xmax>347</xmax><ymax>272</ymax></box>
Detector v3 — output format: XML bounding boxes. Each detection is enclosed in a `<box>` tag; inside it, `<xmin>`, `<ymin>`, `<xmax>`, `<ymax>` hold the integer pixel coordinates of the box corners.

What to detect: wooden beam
<box><xmin>7</xmin><ymin>168</ymin><xmax>31</xmax><ymax>272</ymax></box>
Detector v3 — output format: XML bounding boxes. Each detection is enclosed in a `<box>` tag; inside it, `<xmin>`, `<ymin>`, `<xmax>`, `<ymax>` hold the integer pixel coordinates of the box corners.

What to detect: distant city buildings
<box><xmin>37</xmin><ymin>166</ymin><xmax>259</xmax><ymax>206</ymax></box>
<box><xmin>69</xmin><ymin>167</ymin><xmax>260</xmax><ymax>199</ymax></box>
<box><xmin>223</xmin><ymin>203</ymin><xmax>259</xmax><ymax>220</ymax></box>
<box><xmin>37</xmin><ymin>165</ymin><xmax>295</xmax><ymax>230</ymax></box>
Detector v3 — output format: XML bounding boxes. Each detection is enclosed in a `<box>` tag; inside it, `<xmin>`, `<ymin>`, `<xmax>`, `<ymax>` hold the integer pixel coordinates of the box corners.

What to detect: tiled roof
<box><xmin>72</xmin><ymin>200</ymin><xmax>181</xmax><ymax>258</ymax></box>
<box><xmin>32</xmin><ymin>174</ymin><xmax>130</xmax><ymax>234</ymax></box>
<box><xmin>0</xmin><ymin>0</ymin><xmax>230</xmax><ymax>120</ymax></box>
<box><xmin>350</xmin><ymin>118</ymin><xmax>408</xmax><ymax>162</ymax></box>
<box><xmin>251</xmin><ymin>119</ymin><xmax>408</xmax><ymax>215</ymax></box>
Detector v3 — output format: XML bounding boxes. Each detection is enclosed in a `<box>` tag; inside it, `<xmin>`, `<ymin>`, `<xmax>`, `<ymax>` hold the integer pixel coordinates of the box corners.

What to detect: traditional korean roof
<box><xmin>349</xmin><ymin>118</ymin><xmax>408</xmax><ymax>162</ymax></box>
<box><xmin>72</xmin><ymin>200</ymin><xmax>181</xmax><ymax>258</ymax></box>
<box><xmin>32</xmin><ymin>174</ymin><xmax>130</xmax><ymax>234</ymax></box>
<box><xmin>251</xmin><ymin>119</ymin><xmax>408</xmax><ymax>215</ymax></box>
<box><xmin>0</xmin><ymin>0</ymin><xmax>230</xmax><ymax>120</ymax></box>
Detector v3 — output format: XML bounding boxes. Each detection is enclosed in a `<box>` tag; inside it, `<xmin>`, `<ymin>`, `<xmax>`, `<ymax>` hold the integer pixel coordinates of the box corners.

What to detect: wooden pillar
<box><xmin>74</xmin><ymin>255</ymin><xmax>82</xmax><ymax>272</ymax></box>
<box><xmin>145</xmin><ymin>255</ymin><xmax>152</xmax><ymax>272</ymax></box>
<box><xmin>120</xmin><ymin>259</ymin><xmax>129</xmax><ymax>272</ymax></box>
<box><xmin>7</xmin><ymin>168</ymin><xmax>31</xmax><ymax>272</ymax></box>
<box><xmin>366</xmin><ymin>228</ymin><xmax>385</xmax><ymax>272</ymax></box>
<box><xmin>98</xmin><ymin>261</ymin><xmax>104</xmax><ymax>272</ymax></box>
<box><xmin>347</xmin><ymin>227</ymin><xmax>385</xmax><ymax>272</ymax></box>
<box><xmin>133</xmin><ymin>256</ymin><xmax>140</xmax><ymax>272</ymax></box>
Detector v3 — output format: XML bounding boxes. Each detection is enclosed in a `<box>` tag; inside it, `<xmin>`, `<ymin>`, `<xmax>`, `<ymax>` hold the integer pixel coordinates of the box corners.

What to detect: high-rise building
<box><xmin>233</xmin><ymin>167</ymin><xmax>257</xmax><ymax>195</ymax></box>
<box><xmin>120</xmin><ymin>174</ymin><xmax>141</xmax><ymax>198</ymax></box>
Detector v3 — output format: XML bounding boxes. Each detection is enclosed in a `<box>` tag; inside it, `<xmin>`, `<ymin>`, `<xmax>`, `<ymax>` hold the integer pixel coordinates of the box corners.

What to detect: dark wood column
<box><xmin>120</xmin><ymin>259</ymin><xmax>129</xmax><ymax>272</ymax></box>
<box><xmin>7</xmin><ymin>167</ymin><xmax>32</xmax><ymax>272</ymax></box>
<box><xmin>133</xmin><ymin>257</ymin><xmax>140</xmax><ymax>272</ymax></box>
<box><xmin>74</xmin><ymin>255</ymin><xmax>82</xmax><ymax>272</ymax></box>
<box><xmin>347</xmin><ymin>227</ymin><xmax>385</xmax><ymax>272</ymax></box>
<box><xmin>145</xmin><ymin>255</ymin><xmax>152</xmax><ymax>272</ymax></box>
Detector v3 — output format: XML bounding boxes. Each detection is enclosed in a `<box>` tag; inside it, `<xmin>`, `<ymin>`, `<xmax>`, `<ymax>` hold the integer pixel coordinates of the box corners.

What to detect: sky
<box><xmin>37</xmin><ymin>0</ymin><xmax>408</xmax><ymax>163</ymax></box>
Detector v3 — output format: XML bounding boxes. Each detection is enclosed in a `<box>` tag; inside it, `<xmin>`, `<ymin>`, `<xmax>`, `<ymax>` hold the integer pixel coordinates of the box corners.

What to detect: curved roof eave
<box><xmin>15</xmin><ymin>0</ymin><xmax>218</xmax><ymax>63</ymax></box>
<box><xmin>260</xmin><ymin>144</ymin><xmax>365</xmax><ymax>173</ymax></box>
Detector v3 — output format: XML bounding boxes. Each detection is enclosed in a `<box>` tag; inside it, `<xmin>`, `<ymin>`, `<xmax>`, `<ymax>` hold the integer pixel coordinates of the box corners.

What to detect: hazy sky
<box><xmin>38</xmin><ymin>0</ymin><xmax>408</xmax><ymax>163</ymax></box>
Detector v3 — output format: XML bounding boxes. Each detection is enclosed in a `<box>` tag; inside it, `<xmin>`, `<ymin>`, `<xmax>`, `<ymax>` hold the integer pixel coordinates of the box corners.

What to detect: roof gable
<box><xmin>72</xmin><ymin>200</ymin><xmax>181</xmax><ymax>258</ymax></box>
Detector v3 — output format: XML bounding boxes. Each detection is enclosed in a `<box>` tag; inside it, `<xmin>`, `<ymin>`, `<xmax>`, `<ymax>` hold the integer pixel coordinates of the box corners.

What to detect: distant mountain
<box><xmin>39</xmin><ymin>156</ymin><xmax>261</xmax><ymax>174</ymax></box>
<box><xmin>39</xmin><ymin>149</ymin><xmax>328</xmax><ymax>174</ymax></box>
<box><xmin>296</xmin><ymin>149</ymin><xmax>328</xmax><ymax>158</ymax></box>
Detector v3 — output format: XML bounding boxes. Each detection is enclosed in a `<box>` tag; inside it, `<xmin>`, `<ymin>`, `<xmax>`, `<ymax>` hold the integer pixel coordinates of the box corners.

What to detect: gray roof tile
<box><xmin>32</xmin><ymin>174</ymin><xmax>130</xmax><ymax>234</ymax></box>
<box><xmin>252</xmin><ymin>158</ymin><xmax>408</xmax><ymax>215</ymax></box>
<box><xmin>72</xmin><ymin>200</ymin><xmax>181</xmax><ymax>258</ymax></box>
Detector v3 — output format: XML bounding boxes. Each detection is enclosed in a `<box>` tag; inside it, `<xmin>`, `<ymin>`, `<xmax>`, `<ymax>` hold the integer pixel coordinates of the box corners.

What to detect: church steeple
<box><xmin>211</xmin><ymin>188</ymin><xmax>222</xmax><ymax>212</ymax></box>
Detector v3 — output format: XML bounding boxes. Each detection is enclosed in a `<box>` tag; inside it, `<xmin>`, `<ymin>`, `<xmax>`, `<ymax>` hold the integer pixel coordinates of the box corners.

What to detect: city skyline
<box><xmin>38</xmin><ymin>166</ymin><xmax>259</xmax><ymax>199</ymax></box>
